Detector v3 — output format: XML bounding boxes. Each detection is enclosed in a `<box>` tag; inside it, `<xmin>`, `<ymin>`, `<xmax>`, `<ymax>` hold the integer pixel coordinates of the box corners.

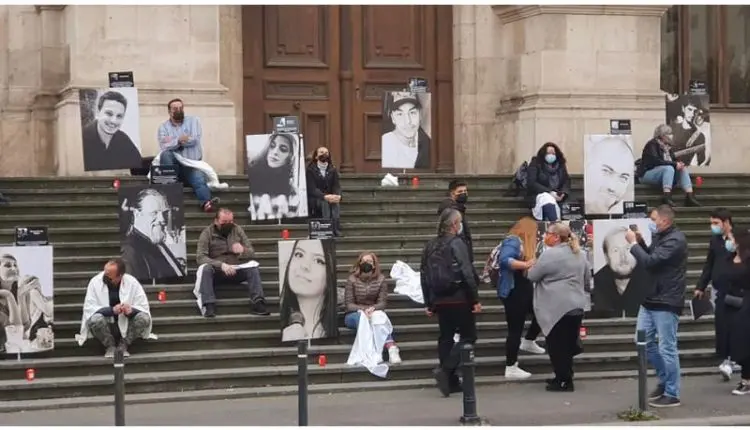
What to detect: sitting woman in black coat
<box><xmin>525</xmin><ymin>142</ymin><xmax>571</xmax><ymax>221</ymax></box>
<box><xmin>306</xmin><ymin>147</ymin><xmax>343</xmax><ymax>236</ymax></box>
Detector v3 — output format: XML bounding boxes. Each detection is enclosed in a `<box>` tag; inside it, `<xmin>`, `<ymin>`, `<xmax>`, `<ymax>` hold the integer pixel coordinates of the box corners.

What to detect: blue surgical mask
<box><xmin>725</xmin><ymin>240</ymin><xmax>736</xmax><ymax>253</ymax></box>
<box><xmin>647</xmin><ymin>220</ymin><xmax>658</xmax><ymax>234</ymax></box>
<box><xmin>457</xmin><ymin>223</ymin><xmax>464</xmax><ymax>235</ymax></box>
<box><xmin>711</xmin><ymin>225</ymin><xmax>723</xmax><ymax>235</ymax></box>
<box><xmin>544</xmin><ymin>154</ymin><xmax>557</xmax><ymax>164</ymax></box>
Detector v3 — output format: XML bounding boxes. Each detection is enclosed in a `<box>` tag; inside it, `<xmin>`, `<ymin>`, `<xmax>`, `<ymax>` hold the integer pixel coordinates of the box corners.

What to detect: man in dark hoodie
<box><xmin>437</xmin><ymin>179</ymin><xmax>474</xmax><ymax>262</ymax></box>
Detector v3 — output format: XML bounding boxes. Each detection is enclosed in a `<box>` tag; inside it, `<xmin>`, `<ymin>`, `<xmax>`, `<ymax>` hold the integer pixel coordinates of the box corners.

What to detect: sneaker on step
<box><xmin>118</xmin><ymin>342</ymin><xmax>131</xmax><ymax>357</ymax></box>
<box><xmin>719</xmin><ymin>360</ymin><xmax>733</xmax><ymax>382</ymax></box>
<box><xmin>649</xmin><ymin>395</ymin><xmax>681</xmax><ymax>408</ymax></box>
<box><xmin>104</xmin><ymin>346</ymin><xmax>116</xmax><ymax>358</ymax></box>
<box><xmin>649</xmin><ymin>384</ymin><xmax>665</xmax><ymax>400</ymax></box>
<box><xmin>203</xmin><ymin>303</ymin><xmax>216</xmax><ymax>318</ymax></box>
<box><xmin>388</xmin><ymin>345</ymin><xmax>402</xmax><ymax>364</ymax></box>
<box><xmin>732</xmin><ymin>381</ymin><xmax>750</xmax><ymax>396</ymax></box>
<box><xmin>250</xmin><ymin>300</ymin><xmax>270</xmax><ymax>316</ymax></box>
<box><xmin>504</xmin><ymin>362</ymin><xmax>531</xmax><ymax>379</ymax></box>
<box><xmin>520</xmin><ymin>339</ymin><xmax>546</xmax><ymax>354</ymax></box>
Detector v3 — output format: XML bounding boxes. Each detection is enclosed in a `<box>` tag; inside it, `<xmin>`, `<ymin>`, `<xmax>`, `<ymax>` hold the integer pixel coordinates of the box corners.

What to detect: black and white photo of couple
<box><xmin>665</xmin><ymin>93</ymin><xmax>712</xmax><ymax>167</ymax></box>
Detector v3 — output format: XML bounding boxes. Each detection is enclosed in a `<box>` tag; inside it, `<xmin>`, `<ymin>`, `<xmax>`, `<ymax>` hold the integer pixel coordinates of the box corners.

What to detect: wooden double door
<box><xmin>242</xmin><ymin>5</ymin><xmax>454</xmax><ymax>173</ymax></box>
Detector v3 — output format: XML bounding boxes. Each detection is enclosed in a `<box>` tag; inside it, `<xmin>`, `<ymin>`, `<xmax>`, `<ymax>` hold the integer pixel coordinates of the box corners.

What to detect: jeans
<box><xmin>636</xmin><ymin>306</ymin><xmax>681</xmax><ymax>398</ymax></box>
<box><xmin>344</xmin><ymin>311</ymin><xmax>394</xmax><ymax>343</ymax></box>
<box><xmin>541</xmin><ymin>204</ymin><xmax>559</xmax><ymax>221</ymax></box>
<box><xmin>160</xmin><ymin>150</ymin><xmax>212</xmax><ymax>204</ymax></box>
<box><xmin>316</xmin><ymin>199</ymin><xmax>342</xmax><ymax>234</ymax></box>
<box><xmin>436</xmin><ymin>304</ymin><xmax>477</xmax><ymax>377</ymax></box>
<box><xmin>546</xmin><ymin>314</ymin><xmax>583</xmax><ymax>382</ymax></box>
<box><xmin>640</xmin><ymin>165</ymin><xmax>692</xmax><ymax>191</ymax></box>
<box><xmin>198</xmin><ymin>265</ymin><xmax>266</xmax><ymax>305</ymax></box>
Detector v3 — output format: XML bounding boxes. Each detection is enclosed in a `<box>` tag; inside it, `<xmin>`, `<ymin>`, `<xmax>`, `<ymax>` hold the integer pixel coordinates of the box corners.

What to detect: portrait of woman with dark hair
<box><xmin>278</xmin><ymin>239</ymin><xmax>338</xmax><ymax>342</ymax></box>
<box><xmin>246</xmin><ymin>133</ymin><xmax>309</xmax><ymax>220</ymax></box>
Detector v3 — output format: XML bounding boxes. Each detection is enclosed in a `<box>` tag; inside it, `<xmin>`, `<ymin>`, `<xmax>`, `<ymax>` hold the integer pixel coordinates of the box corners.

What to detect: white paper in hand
<box><xmin>232</xmin><ymin>260</ymin><xmax>260</xmax><ymax>270</ymax></box>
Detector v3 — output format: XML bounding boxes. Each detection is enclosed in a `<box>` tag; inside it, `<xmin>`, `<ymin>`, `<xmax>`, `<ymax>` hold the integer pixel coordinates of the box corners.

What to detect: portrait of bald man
<box><xmin>592</xmin><ymin>220</ymin><xmax>652</xmax><ymax>318</ymax></box>
<box><xmin>584</xmin><ymin>135</ymin><xmax>635</xmax><ymax>216</ymax></box>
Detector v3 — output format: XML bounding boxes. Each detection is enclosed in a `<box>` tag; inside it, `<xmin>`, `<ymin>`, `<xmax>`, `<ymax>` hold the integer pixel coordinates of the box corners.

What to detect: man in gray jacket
<box><xmin>625</xmin><ymin>204</ymin><xmax>687</xmax><ymax>408</ymax></box>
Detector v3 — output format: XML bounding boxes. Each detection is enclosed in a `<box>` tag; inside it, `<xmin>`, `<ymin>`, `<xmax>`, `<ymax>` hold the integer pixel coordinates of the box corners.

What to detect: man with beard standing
<box><xmin>437</xmin><ymin>179</ymin><xmax>474</xmax><ymax>263</ymax></box>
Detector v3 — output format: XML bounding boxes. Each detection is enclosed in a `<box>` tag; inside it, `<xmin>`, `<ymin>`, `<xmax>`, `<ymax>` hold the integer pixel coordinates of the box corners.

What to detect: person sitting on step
<box><xmin>306</xmin><ymin>146</ymin><xmax>343</xmax><ymax>237</ymax></box>
<box><xmin>526</xmin><ymin>142</ymin><xmax>572</xmax><ymax>222</ymax></box>
<box><xmin>75</xmin><ymin>258</ymin><xmax>154</xmax><ymax>358</ymax></box>
<box><xmin>637</xmin><ymin>124</ymin><xmax>701</xmax><ymax>207</ymax></box>
<box><xmin>344</xmin><ymin>252</ymin><xmax>401</xmax><ymax>364</ymax></box>
<box><xmin>195</xmin><ymin>208</ymin><xmax>269</xmax><ymax>317</ymax></box>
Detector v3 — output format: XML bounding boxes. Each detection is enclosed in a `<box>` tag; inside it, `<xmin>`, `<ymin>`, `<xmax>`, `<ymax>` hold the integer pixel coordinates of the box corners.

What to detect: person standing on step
<box><xmin>76</xmin><ymin>258</ymin><xmax>153</xmax><ymax>358</ymax></box>
<box><xmin>437</xmin><ymin>179</ymin><xmax>474</xmax><ymax>262</ymax></box>
<box><xmin>420</xmin><ymin>208</ymin><xmax>481</xmax><ymax>397</ymax></box>
<box><xmin>344</xmin><ymin>252</ymin><xmax>401</xmax><ymax>364</ymax></box>
<box><xmin>526</xmin><ymin>222</ymin><xmax>589</xmax><ymax>392</ymax></box>
<box><xmin>526</xmin><ymin>143</ymin><xmax>572</xmax><ymax>222</ymax></box>
<box><xmin>306</xmin><ymin>146</ymin><xmax>343</xmax><ymax>237</ymax></box>
<box><xmin>625</xmin><ymin>204</ymin><xmax>688</xmax><ymax>408</ymax></box>
<box><xmin>694</xmin><ymin>208</ymin><xmax>740</xmax><ymax>381</ymax></box>
<box><xmin>636</xmin><ymin>124</ymin><xmax>701</xmax><ymax>207</ymax></box>
<box><xmin>195</xmin><ymin>208</ymin><xmax>269</xmax><ymax>318</ymax></box>
<box><xmin>725</xmin><ymin>228</ymin><xmax>750</xmax><ymax>395</ymax></box>
<box><xmin>157</xmin><ymin>98</ymin><xmax>220</xmax><ymax>213</ymax></box>
<box><xmin>495</xmin><ymin>217</ymin><xmax>546</xmax><ymax>380</ymax></box>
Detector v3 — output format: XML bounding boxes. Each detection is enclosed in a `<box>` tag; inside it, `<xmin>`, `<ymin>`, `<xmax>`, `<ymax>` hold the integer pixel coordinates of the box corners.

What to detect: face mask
<box><xmin>455</xmin><ymin>193</ymin><xmax>468</xmax><ymax>205</ymax></box>
<box><xmin>360</xmin><ymin>262</ymin><xmax>373</xmax><ymax>273</ymax></box>
<box><xmin>457</xmin><ymin>223</ymin><xmax>464</xmax><ymax>235</ymax></box>
<box><xmin>711</xmin><ymin>225</ymin><xmax>723</xmax><ymax>235</ymax></box>
<box><xmin>218</xmin><ymin>223</ymin><xmax>234</xmax><ymax>237</ymax></box>
<box><xmin>726</xmin><ymin>240</ymin><xmax>737</xmax><ymax>253</ymax></box>
<box><xmin>318</xmin><ymin>154</ymin><xmax>330</xmax><ymax>163</ymax></box>
<box><xmin>544</xmin><ymin>154</ymin><xmax>557</xmax><ymax>164</ymax></box>
<box><xmin>173</xmin><ymin>110</ymin><xmax>185</xmax><ymax>121</ymax></box>
<box><xmin>647</xmin><ymin>220</ymin><xmax>658</xmax><ymax>234</ymax></box>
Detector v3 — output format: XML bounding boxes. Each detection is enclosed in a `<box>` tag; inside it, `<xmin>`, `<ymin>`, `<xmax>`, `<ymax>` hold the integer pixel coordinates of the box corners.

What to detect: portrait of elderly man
<box><xmin>584</xmin><ymin>135</ymin><xmax>635</xmax><ymax>215</ymax></box>
<box><xmin>380</xmin><ymin>91</ymin><xmax>431</xmax><ymax>169</ymax></box>
<box><xmin>120</xmin><ymin>186</ymin><xmax>187</xmax><ymax>281</ymax></box>
<box><xmin>665</xmin><ymin>94</ymin><xmax>711</xmax><ymax>167</ymax></box>
<box><xmin>80</xmin><ymin>89</ymin><xmax>143</xmax><ymax>172</ymax></box>
<box><xmin>592</xmin><ymin>223</ymin><xmax>651</xmax><ymax>317</ymax></box>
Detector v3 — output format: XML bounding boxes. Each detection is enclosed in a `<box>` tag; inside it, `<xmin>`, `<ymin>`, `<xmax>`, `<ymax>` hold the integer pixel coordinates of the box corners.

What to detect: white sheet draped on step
<box><xmin>151</xmin><ymin>151</ymin><xmax>230</xmax><ymax>191</ymax></box>
<box><xmin>390</xmin><ymin>260</ymin><xmax>424</xmax><ymax>305</ymax></box>
<box><xmin>531</xmin><ymin>192</ymin><xmax>561</xmax><ymax>221</ymax></box>
<box><xmin>346</xmin><ymin>309</ymin><xmax>393</xmax><ymax>378</ymax></box>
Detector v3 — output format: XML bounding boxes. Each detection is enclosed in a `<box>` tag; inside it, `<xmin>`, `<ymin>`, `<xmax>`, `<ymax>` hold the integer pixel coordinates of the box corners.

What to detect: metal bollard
<box><xmin>297</xmin><ymin>340</ymin><xmax>309</xmax><ymax>426</ymax></box>
<box><xmin>113</xmin><ymin>347</ymin><xmax>125</xmax><ymax>426</ymax></box>
<box><xmin>636</xmin><ymin>329</ymin><xmax>648</xmax><ymax>412</ymax></box>
<box><xmin>459</xmin><ymin>343</ymin><xmax>483</xmax><ymax>426</ymax></box>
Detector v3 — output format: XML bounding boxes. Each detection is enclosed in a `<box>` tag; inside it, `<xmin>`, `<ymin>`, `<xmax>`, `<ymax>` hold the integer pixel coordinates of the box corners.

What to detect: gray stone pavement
<box><xmin>3</xmin><ymin>375</ymin><xmax>750</xmax><ymax>426</ymax></box>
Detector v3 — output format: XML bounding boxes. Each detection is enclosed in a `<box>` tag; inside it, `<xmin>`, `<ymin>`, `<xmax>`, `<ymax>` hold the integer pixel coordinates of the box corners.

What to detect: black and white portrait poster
<box><xmin>665</xmin><ymin>93</ymin><xmax>711</xmax><ymax>167</ymax></box>
<box><xmin>381</xmin><ymin>91</ymin><xmax>431</xmax><ymax>169</ymax></box>
<box><xmin>592</xmin><ymin>219</ymin><xmax>653</xmax><ymax>318</ymax></box>
<box><xmin>535</xmin><ymin>220</ymin><xmax>592</xmax><ymax>258</ymax></box>
<box><xmin>79</xmin><ymin>87</ymin><xmax>142</xmax><ymax>172</ymax></box>
<box><xmin>278</xmin><ymin>239</ymin><xmax>338</xmax><ymax>342</ymax></box>
<box><xmin>246</xmin><ymin>133</ymin><xmax>309</xmax><ymax>221</ymax></box>
<box><xmin>583</xmin><ymin>134</ymin><xmax>635</xmax><ymax>216</ymax></box>
<box><xmin>0</xmin><ymin>246</ymin><xmax>54</xmax><ymax>354</ymax></box>
<box><xmin>118</xmin><ymin>184</ymin><xmax>187</xmax><ymax>281</ymax></box>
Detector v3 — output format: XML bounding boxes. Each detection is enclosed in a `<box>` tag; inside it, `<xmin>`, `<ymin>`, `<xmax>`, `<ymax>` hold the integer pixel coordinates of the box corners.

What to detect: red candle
<box><xmin>318</xmin><ymin>354</ymin><xmax>327</xmax><ymax>367</ymax></box>
<box><xmin>157</xmin><ymin>291</ymin><xmax>167</xmax><ymax>303</ymax></box>
<box><xmin>282</xmin><ymin>229</ymin><xmax>290</xmax><ymax>240</ymax></box>
<box><xmin>411</xmin><ymin>177</ymin><xmax>420</xmax><ymax>188</ymax></box>
<box><xmin>113</xmin><ymin>179</ymin><xmax>121</xmax><ymax>189</ymax></box>
<box><xmin>25</xmin><ymin>368</ymin><xmax>35</xmax><ymax>381</ymax></box>
<box><xmin>579</xmin><ymin>326</ymin><xmax>588</xmax><ymax>339</ymax></box>
<box><xmin>696</xmin><ymin>176</ymin><xmax>704</xmax><ymax>187</ymax></box>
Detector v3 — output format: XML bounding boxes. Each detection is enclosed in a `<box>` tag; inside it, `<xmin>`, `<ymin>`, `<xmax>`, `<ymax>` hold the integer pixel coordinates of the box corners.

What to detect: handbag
<box><xmin>724</xmin><ymin>294</ymin><xmax>743</xmax><ymax>309</ymax></box>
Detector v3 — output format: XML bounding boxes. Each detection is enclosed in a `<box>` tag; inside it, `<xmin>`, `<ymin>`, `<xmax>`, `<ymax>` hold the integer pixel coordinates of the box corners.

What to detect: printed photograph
<box><xmin>0</xmin><ymin>246</ymin><xmax>55</xmax><ymax>354</ymax></box>
<box><xmin>665</xmin><ymin>93</ymin><xmax>711</xmax><ymax>167</ymax></box>
<box><xmin>277</xmin><ymin>239</ymin><xmax>338</xmax><ymax>342</ymax></box>
<box><xmin>592</xmin><ymin>219</ymin><xmax>653</xmax><ymax>318</ymax></box>
<box><xmin>583</xmin><ymin>134</ymin><xmax>635</xmax><ymax>216</ymax></box>
<box><xmin>118</xmin><ymin>184</ymin><xmax>187</xmax><ymax>281</ymax></box>
<box><xmin>79</xmin><ymin>87</ymin><xmax>143</xmax><ymax>172</ymax></box>
<box><xmin>381</xmin><ymin>91</ymin><xmax>431</xmax><ymax>169</ymax></box>
<box><xmin>246</xmin><ymin>133</ymin><xmax>309</xmax><ymax>221</ymax></box>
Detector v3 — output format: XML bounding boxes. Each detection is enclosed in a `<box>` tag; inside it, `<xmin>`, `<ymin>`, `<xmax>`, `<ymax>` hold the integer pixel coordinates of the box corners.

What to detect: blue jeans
<box><xmin>344</xmin><ymin>311</ymin><xmax>394</xmax><ymax>343</ymax></box>
<box><xmin>160</xmin><ymin>150</ymin><xmax>212</xmax><ymax>204</ymax></box>
<box><xmin>640</xmin><ymin>165</ymin><xmax>692</xmax><ymax>191</ymax></box>
<box><xmin>636</xmin><ymin>306</ymin><xmax>681</xmax><ymax>398</ymax></box>
<box><xmin>541</xmin><ymin>203</ymin><xmax>559</xmax><ymax>221</ymax></box>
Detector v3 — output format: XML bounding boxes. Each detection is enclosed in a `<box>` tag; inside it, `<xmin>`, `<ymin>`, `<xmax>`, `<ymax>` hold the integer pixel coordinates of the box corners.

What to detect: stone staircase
<box><xmin>0</xmin><ymin>173</ymin><xmax>748</xmax><ymax>412</ymax></box>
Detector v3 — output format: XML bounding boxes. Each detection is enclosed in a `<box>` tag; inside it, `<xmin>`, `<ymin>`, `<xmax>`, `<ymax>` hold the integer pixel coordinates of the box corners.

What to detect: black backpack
<box><xmin>505</xmin><ymin>161</ymin><xmax>529</xmax><ymax>197</ymax></box>
<box><xmin>423</xmin><ymin>237</ymin><xmax>460</xmax><ymax>297</ymax></box>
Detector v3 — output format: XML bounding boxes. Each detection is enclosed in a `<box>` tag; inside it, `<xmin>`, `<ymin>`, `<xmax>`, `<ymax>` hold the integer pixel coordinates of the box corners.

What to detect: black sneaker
<box><xmin>449</xmin><ymin>374</ymin><xmax>462</xmax><ymax>393</ymax></box>
<box><xmin>732</xmin><ymin>381</ymin><xmax>750</xmax><ymax>396</ymax></box>
<box><xmin>546</xmin><ymin>379</ymin><xmax>575</xmax><ymax>392</ymax></box>
<box><xmin>648</xmin><ymin>384</ymin><xmax>665</xmax><ymax>400</ymax></box>
<box><xmin>649</xmin><ymin>395</ymin><xmax>681</xmax><ymax>408</ymax></box>
<box><xmin>203</xmin><ymin>303</ymin><xmax>216</xmax><ymax>318</ymax></box>
<box><xmin>251</xmin><ymin>300</ymin><xmax>270</xmax><ymax>316</ymax></box>
<box><xmin>433</xmin><ymin>368</ymin><xmax>451</xmax><ymax>398</ymax></box>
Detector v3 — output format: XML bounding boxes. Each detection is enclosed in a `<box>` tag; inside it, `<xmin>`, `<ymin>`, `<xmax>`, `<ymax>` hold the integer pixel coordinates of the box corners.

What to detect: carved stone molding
<box><xmin>493</xmin><ymin>5</ymin><xmax>669</xmax><ymax>25</ymax></box>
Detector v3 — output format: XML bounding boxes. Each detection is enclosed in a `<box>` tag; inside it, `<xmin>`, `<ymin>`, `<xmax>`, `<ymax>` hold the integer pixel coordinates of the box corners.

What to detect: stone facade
<box><xmin>0</xmin><ymin>5</ymin><xmax>748</xmax><ymax>177</ymax></box>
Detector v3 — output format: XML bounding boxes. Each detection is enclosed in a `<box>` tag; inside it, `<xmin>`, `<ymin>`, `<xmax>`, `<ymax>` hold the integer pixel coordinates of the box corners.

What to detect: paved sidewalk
<box><xmin>3</xmin><ymin>375</ymin><xmax>750</xmax><ymax>426</ymax></box>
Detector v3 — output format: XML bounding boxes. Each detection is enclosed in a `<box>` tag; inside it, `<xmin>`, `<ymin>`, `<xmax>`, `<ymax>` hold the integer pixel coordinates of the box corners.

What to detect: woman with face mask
<box><xmin>527</xmin><ymin>222</ymin><xmax>590</xmax><ymax>392</ymax></box>
<box><xmin>724</xmin><ymin>228</ymin><xmax>750</xmax><ymax>395</ymax></box>
<box><xmin>344</xmin><ymin>252</ymin><xmax>401</xmax><ymax>364</ymax></box>
<box><xmin>525</xmin><ymin>143</ymin><xmax>572</xmax><ymax>222</ymax></box>
<box><xmin>306</xmin><ymin>147</ymin><xmax>343</xmax><ymax>236</ymax></box>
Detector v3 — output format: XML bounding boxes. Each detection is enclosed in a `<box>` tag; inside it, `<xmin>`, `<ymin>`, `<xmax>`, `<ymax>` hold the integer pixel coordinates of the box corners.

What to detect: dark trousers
<box><xmin>436</xmin><ymin>304</ymin><xmax>477</xmax><ymax>377</ymax></box>
<box><xmin>541</xmin><ymin>203</ymin><xmax>559</xmax><ymax>221</ymax></box>
<box><xmin>546</xmin><ymin>314</ymin><xmax>583</xmax><ymax>382</ymax></box>
<box><xmin>502</xmin><ymin>285</ymin><xmax>542</xmax><ymax>365</ymax></box>
<box><xmin>198</xmin><ymin>265</ymin><xmax>265</xmax><ymax>305</ymax></box>
<box><xmin>740</xmin><ymin>358</ymin><xmax>750</xmax><ymax>379</ymax></box>
<box><xmin>314</xmin><ymin>199</ymin><xmax>341</xmax><ymax>235</ymax></box>
<box><xmin>714</xmin><ymin>295</ymin><xmax>739</xmax><ymax>359</ymax></box>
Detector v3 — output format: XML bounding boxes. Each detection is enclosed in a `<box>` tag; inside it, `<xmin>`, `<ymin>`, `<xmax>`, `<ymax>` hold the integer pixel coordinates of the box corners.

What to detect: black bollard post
<box><xmin>297</xmin><ymin>340</ymin><xmax>309</xmax><ymax>427</ymax></box>
<box><xmin>459</xmin><ymin>343</ymin><xmax>483</xmax><ymax>426</ymax></box>
<box><xmin>113</xmin><ymin>347</ymin><xmax>125</xmax><ymax>426</ymax></box>
<box><xmin>636</xmin><ymin>329</ymin><xmax>648</xmax><ymax>412</ymax></box>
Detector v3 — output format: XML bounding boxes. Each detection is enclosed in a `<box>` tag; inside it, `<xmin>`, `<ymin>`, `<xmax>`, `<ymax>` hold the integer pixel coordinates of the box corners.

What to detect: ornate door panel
<box><xmin>242</xmin><ymin>6</ymin><xmax>342</xmax><ymax>168</ymax></box>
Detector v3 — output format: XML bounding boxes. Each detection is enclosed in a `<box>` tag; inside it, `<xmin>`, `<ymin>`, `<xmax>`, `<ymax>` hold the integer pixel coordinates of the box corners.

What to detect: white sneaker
<box><xmin>720</xmin><ymin>360</ymin><xmax>733</xmax><ymax>382</ymax></box>
<box><xmin>388</xmin><ymin>345</ymin><xmax>402</xmax><ymax>364</ymax></box>
<box><xmin>104</xmin><ymin>346</ymin><xmax>116</xmax><ymax>358</ymax></box>
<box><xmin>520</xmin><ymin>339</ymin><xmax>546</xmax><ymax>354</ymax></box>
<box><xmin>504</xmin><ymin>362</ymin><xmax>532</xmax><ymax>379</ymax></box>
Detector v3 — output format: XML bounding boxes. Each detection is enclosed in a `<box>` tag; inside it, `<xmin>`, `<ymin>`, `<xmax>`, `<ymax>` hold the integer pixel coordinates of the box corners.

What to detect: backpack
<box><xmin>505</xmin><ymin>161</ymin><xmax>529</xmax><ymax>197</ymax></box>
<box><xmin>423</xmin><ymin>237</ymin><xmax>460</xmax><ymax>297</ymax></box>
<box><xmin>480</xmin><ymin>242</ymin><xmax>503</xmax><ymax>285</ymax></box>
